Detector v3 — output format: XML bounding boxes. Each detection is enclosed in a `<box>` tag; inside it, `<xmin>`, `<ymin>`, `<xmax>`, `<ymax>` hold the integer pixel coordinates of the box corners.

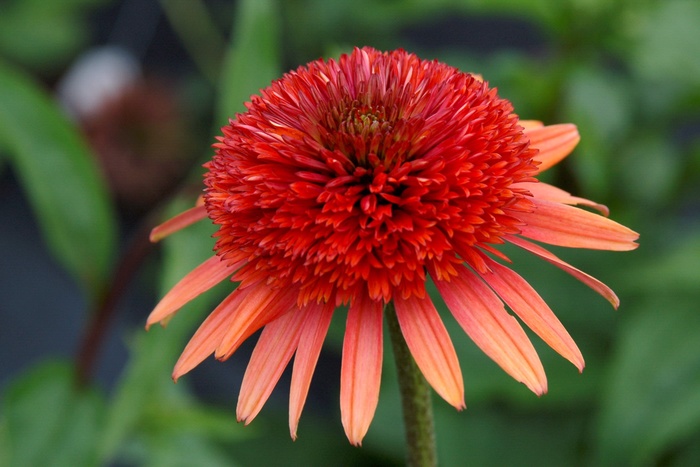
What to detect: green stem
<box><xmin>385</xmin><ymin>301</ymin><xmax>438</xmax><ymax>467</ymax></box>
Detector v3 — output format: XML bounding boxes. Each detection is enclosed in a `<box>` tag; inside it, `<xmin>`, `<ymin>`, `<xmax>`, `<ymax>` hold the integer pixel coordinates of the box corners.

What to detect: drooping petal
<box><xmin>518</xmin><ymin>198</ymin><xmax>639</xmax><ymax>251</ymax></box>
<box><xmin>237</xmin><ymin>310</ymin><xmax>307</xmax><ymax>425</ymax></box>
<box><xmin>525</xmin><ymin>124</ymin><xmax>580</xmax><ymax>173</ymax></box>
<box><xmin>393</xmin><ymin>294</ymin><xmax>465</xmax><ymax>409</ymax></box>
<box><xmin>215</xmin><ymin>284</ymin><xmax>299</xmax><ymax>360</ymax></box>
<box><xmin>434</xmin><ymin>265</ymin><xmax>547</xmax><ymax>395</ymax></box>
<box><xmin>150</xmin><ymin>205</ymin><xmax>208</xmax><ymax>242</ymax></box>
<box><xmin>340</xmin><ymin>294</ymin><xmax>383</xmax><ymax>446</ymax></box>
<box><xmin>289</xmin><ymin>303</ymin><xmax>334</xmax><ymax>440</ymax></box>
<box><xmin>507</xmin><ymin>235</ymin><xmax>620</xmax><ymax>308</ymax></box>
<box><xmin>478</xmin><ymin>258</ymin><xmax>584</xmax><ymax>371</ymax></box>
<box><xmin>146</xmin><ymin>255</ymin><xmax>242</xmax><ymax>329</ymax></box>
<box><xmin>173</xmin><ymin>287</ymin><xmax>250</xmax><ymax>380</ymax></box>
<box><xmin>514</xmin><ymin>181</ymin><xmax>609</xmax><ymax>216</ymax></box>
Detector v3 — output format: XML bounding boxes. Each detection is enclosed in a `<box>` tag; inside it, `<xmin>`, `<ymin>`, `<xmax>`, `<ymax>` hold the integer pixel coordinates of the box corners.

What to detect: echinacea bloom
<box><xmin>147</xmin><ymin>47</ymin><xmax>638</xmax><ymax>445</ymax></box>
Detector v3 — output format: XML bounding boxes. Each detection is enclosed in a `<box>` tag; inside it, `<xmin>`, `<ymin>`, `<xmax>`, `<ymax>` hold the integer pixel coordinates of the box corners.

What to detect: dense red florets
<box><xmin>204</xmin><ymin>47</ymin><xmax>538</xmax><ymax>306</ymax></box>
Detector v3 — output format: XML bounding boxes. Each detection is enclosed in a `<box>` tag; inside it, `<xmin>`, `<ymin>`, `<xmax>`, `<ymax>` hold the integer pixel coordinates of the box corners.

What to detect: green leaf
<box><xmin>144</xmin><ymin>433</ymin><xmax>237</xmax><ymax>467</ymax></box>
<box><xmin>98</xmin><ymin>196</ymin><xmax>290</xmax><ymax>466</ymax></box>
<box><xmin>97</xmin><ymin>197</ymin><xmax>223</xmax><ymax>463</ymax></box>
<box><xmin>133</xmin><ymin>400</ymin><xmax>249</xmax><ymax>467</ymax></box>
<box><xmin>226</xmin><ymin>409</ymin><xmax>379</xmax><ymax>466</ymax></box>
<box><xmin>216</xmin><ymin>0</ymin><xmax>282</xmax><ymax>125</ymax></box>
<box><xmin>0</xmin><ymin>60</ymin><xmax>117</xmax><ymax>299</ymax></box>
<box><xmin>596</xmin><ymin>298</ymin><xmax>700</xmax><ymax>465</ymax></box>
<box><xmin>2</xmin><ymin>361</ymin><xmax>104</xmax><ymax>467</ymax></box>
<box><xmin>143</xmin><ymin>403</ymin><xmax>249</xmax><ymax>443</ymax></box>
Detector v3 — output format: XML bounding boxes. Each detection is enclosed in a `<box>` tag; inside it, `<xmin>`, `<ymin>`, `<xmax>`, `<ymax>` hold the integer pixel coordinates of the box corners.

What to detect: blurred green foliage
<box><xmin>0</xmin><ymin>62</ymin><xmax>117</xmax><ymax>299</ymax></box>
<box><xmin>0</xmin><ymin>0</ymin><xmax>109</xmax><ymax>75</ymax></box>
<box><xmin>1</xmin><ymin>0</ymin><xmax>699</xmax><ymax>465</ymax></box>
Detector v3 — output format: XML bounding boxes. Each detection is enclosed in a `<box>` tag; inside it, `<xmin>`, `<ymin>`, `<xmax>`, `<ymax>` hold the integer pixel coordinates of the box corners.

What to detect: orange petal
<box><xmin>393</xmin><ymin>294</ymin><xmax>465</xmax><ymax>409</ymax></box>
<box><xmin>518</xmin><ymin>198</ymin><xmax>639</xmax><ymax>251</ymax></box>
<box><xmin>289</xmin><ymin>303</ymin><xmax>334</xmax><ymax>440</ymax></box>
<box><xmin>340</xmin><ymin>294</ymin><xmax>383</xmax><ymax>446</ymax></box>
<box><xmin>215</xmin><ymin>284</ymin><xmax>298</xmax><ymax>360</ymax></box>
<box><xmin>514</xmin><ymin>181</ymin><xmax>609</xmax><ymax>216</ymax></box>
<box><xmin>146</xmin><ymin>255</ymin><xmax>241</xmax><ymax>329</ymax></box>
<box><xmin>150</xmin><ymin>205</ymin><xmax>208</xmax><ymax>242</ymax></box>
<box><xmin>478</xmin><ymin>258</ymin><xmax>584</xmax><ymax>371</ymax></box>
<box><xmin>435</xmin><ymin>265</ymin><xmax>547</xmax><ymax>395</ymax></box>
<box><xmin>519</xmin><ymin>120</ymin><xmax>544</xmax><ymax>130</ymax></box>
<box><xmin>507</xmin><ymin>235</ymin><xmax>620</xmax><ymax>308</ymax></box>
<box><xmin>237</xmin><ymin>310</ymin><xmax>306</xmax><ymax>425</ymax></box>
<box><xmin>525</xmin><ymin>124</ymin><xmax>580</xmax><ymax>173</ymax></box>
<box><xmin>173</xmin><ymin>287</ymin><xmax>250</xmax><ymax>380</ymax></box>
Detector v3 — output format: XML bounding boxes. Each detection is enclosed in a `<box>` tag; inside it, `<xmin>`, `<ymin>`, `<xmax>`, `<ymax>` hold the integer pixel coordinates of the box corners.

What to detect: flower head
<box><xmin>148</xmin><ymin>47</ymin><xmax>638</xmax><ymax>445</ymax></box>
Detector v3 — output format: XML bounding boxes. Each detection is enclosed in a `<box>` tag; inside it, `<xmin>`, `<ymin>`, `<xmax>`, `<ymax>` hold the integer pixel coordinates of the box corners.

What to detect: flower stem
<box><xmin>75</xmin><ymin>220</ymin><xmax>154</xmax><ymax>386</ymax></box>
<box><xmin>385</xmin><ymin>301</ymin><xmax>438</xmax><ymax>467</ymax></box>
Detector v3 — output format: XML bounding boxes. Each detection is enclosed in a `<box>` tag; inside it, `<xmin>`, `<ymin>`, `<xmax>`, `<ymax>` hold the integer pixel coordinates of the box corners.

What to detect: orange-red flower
<box><xmin>147</xmin><ymin>47</ymin><xmax>638</xmax><ymax>445</ymax></box>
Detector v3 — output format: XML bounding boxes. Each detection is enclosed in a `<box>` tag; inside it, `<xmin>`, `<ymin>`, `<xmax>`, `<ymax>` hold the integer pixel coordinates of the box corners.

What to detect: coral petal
<box><xmin>435</xmin><ymin>265</ymin><xmax>547</xmax><ymax>395</ymax></box>
<box><xmin>340</xmin><ymin>294</ymin><xmax>383</xmax><ymax>446</ymax></box>
<box><xmin>507</xmin><ymin>235</ymin><xmax>620</xmax><ymax>308</ymax></box>
<box><xmin>515</xmin><ymin>181</ymin><xmax>609</xmax><ymax>216</ymax></box>
<box><xmin>146</xmin><ymin>255</ymin><xmax>241</xmax><ymax>329</ymax></box>
<box><xmin>519</xmin><ymin>120</ymin><xmax>544</xmax><ymax>130</ymax></box>
<box><xmin>525</xmin><ymin>124</ymin><xmax>580</xmax><ymax>173</ymax></box>
<box><xmin>393</xmin><ymin>295</ymin><xmax>465</xmax><ymax>409</ymax></box>
<box><xmin>289</xmin><ymin>303</ymin><xmax>334</xmax><ymax>439</ymax></box>
<box><xmin>150</xmin><ymin>205</ymin><xmax>208</xmax><ymax>242</ymax></box>
<box><xmin>518</xmin><ymin>198</ymin><xmax>639</xmax><ymax>251</ymax></box>
<box><xmin>479</xmin><ymin>258</ymin><xmax>584</xmax><ymax>371</ymax></box>
<box><xmin>237</xmin><ymin>310</ymin><xmax>306</xmax><ymax>425</ymax></box>
<box><xmin>215</xmin><ymin>285</ymin><xmax>298</xmax><ymax>360</ymax></box>
<box><xmin>173</xmin><ymin>287</ymin><xmax>249</xmax><ymax>380</ymax></box>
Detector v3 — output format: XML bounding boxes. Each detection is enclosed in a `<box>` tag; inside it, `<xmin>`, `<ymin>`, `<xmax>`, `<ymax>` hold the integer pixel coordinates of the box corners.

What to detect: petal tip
<box><xmin>236</xmin><ymin>410</ymin><xmax>254</xmax><ymax>426</ymax></box>
<box><xmin>172</xmin><ymin>361</ymin><xmax>191</xmax><ymax>382</ymax></box>
<box><xmin>524</xmin><ymin>375</ymin><xmax>548</xmax><ymax>396</ymax></box>
<box><xmin>348</xmin><ymin>436</ymin><xmax>363</xmax><ymax>447</ymax></box>
<box><xmin>342</xmin><ymin>413</ymin><xmax>371</xmax><ymax>447</ymax></box>
<box><xmin>289</xmin><ymin>426</ymin><xmax>299</xmax><ymax>441</ymax></box>
<box><xmin>149</xmin><ymin>228</ymin><xmax>163</xmax><ymax>243</ymax></box>
<box><xmin>144</xmin><ymin>318</ymin><xmax>166</xmax><ymax>331</ymax></box>
<box><xmin>446</xmin><ymin>392</ymin><xmax>466</xmax><ymax>411</ymax></box>
<box><xmin>150</xmin><ymin>205</ymin><xmax>208</xmax><ymax>243</ymax></box>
